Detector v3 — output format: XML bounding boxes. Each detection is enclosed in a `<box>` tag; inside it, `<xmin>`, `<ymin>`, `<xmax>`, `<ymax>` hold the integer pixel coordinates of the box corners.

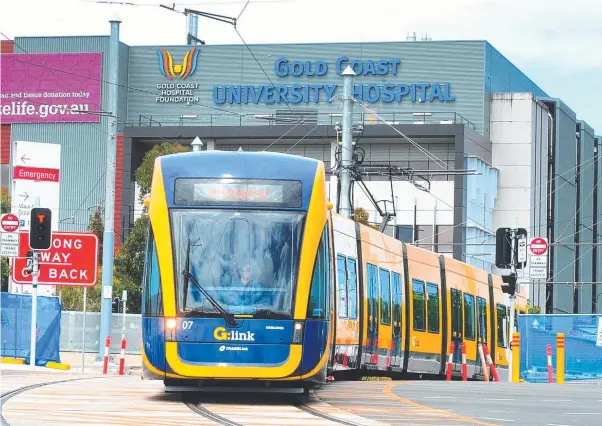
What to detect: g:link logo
<box><xmin>213</xmin><ymin>327</ymin><xmax>255</xmax><ymax>341</ymax></box>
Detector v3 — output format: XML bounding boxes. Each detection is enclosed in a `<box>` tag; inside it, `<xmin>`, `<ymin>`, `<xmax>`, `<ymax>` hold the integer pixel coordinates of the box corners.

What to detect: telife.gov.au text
<box><xmin>0</xmin><ymin>101</ymin><xmax>92</xmax><ymax>118</ymax></box>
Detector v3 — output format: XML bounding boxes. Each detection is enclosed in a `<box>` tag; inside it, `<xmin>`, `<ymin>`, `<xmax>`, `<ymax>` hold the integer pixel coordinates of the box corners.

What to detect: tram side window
<box><xmin>379</xmin><ymin>268</ymin><xmax>391</xmax><ymax>325</ymax></box>
<box><xmin>450</xmin><ymin>288</ymin><xmax>462</xmax><ymax>339</ymax></box>
<box><xmin>463</xmin><ymin>293</ymin><xmax>475</xmax><ymax>340</ymax></box>
<box><xmin>142</xmin><ymin>228</ymin><xmax>162</xmax><ymax>317</ymax></box>
<box><xmin>426</xmin><ymin>283</ymin><xmax>439</xmax><ymax>334</ymax></box>
<box><xmin>307</xmin><ymin>226</ymin><xmax>330</xmax><ymax>320</ymax></box>
<box><xmin>391</xmin><ymin>272</ymin><xmax>402</xmax><ymax>326</ymax></box>
<box><xmin>336</xmin><ymin>255</ymin><xmax>348</xmax><ymax>318</ymax></box>
<box><xmin>496</xmin><ymin>304</ymin><xmax>507</xmax><ymax>348</ymax></box>
<box><xmin>476</xmin><ymin>296</ymin><xmax>487</xmax><ymax>343</ymax></box>
<box><xmin>347</xmin><ymin>258</ymin><xmax>358</xmax><ymax>320</ymax></box>
<box><xmin>412</xmin><ymin>279</ymin><xmax>426</xmax><ymax>331</ymax></box>
<box><xmin>366</xmin><ymin>263</ymin><xmax>379</xmax><ymax>326</ymax></box>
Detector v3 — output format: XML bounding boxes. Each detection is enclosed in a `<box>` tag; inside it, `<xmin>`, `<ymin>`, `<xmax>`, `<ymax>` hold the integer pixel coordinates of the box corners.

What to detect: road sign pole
<box><xmin>82</xmin><ymin>286</ymin><xmax>87</xmax><ymax>372</ymax></box>
<box><xmin>99</xmin><ymin>18</ymin><xmax>121</xmax><ymax>360</ymax></box>
<box><xmin>29</xmin><ymin>250</ymin><xmax>38</xmax><ymax>368</ymax></box>
<box><xmin>507</xmin><ymin>218</ymin><xmax>518</xmax><ymax>382</ymax></box>
<box><xmin>121</xmin><ymin>290</ymin><xmax>127</xmax><ymax>338</ymax></box>
<box><xmin>29</xmin><ymin>196</ymin><xmax>41</xmax><ymax>369</ymax></box>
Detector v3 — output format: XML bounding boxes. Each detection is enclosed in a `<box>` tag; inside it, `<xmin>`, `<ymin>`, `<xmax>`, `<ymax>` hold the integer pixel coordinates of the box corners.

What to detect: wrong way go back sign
<box><xmin>12</xmin><ymin>231</ymin><xmax>99</xmax><ymax>287</ymax></box>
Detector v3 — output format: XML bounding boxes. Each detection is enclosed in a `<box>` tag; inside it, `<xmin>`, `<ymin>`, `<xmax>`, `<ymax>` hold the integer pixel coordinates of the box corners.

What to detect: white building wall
<box><xmin>328</xmin><ymin>177</ymin><xmax>455</xmax><ymax>255</ymax></box>
<box><xmin>490</xmin><ymin>93</ymin><xmax>550</xmax><ymax>306</ymax></box>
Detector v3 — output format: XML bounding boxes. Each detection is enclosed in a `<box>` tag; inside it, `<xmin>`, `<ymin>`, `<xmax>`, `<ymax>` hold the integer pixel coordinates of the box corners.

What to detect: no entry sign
<box><xmin>1</xmin><ymin>213</ymin><xmax>20</xmax><ymax>233</ymax></box>
<box><xmin>529</xmin><ymin>237</ymin><xmax>548</xmax><ymax>256</ymax></box>
<box><xmin>12</xmin><ymin>231</ymin><xmax>99</xmax><ymax>287</ymax></box>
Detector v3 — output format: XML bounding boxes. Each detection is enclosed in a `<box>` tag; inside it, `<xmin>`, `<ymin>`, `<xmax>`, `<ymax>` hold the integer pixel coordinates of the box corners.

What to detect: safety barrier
<box><xmin>445</xmin><ymin>340</ymin><xmax>500</xmax><ymax>382</ymax></box>
<box><xmin>546</xmin><ymin>344</ymin><xmax>553</xmax><ymax>383</ymax></box>
<box><xmin>518</xmin><ymin>314</ymin><xmax>602</xmax><ymax>383</ymax></box>
<box><xmin>482</xmin><ymin>343</ymin><xmax>499</xmax><ymax>381</ymax></box>
<box><xmin>0</xmin><ymin>293</ymin><xmax>62</xmax><ymax>366</ymax></box>
<box><xmin>102</xmin><ymin>336</ymin><xmax>111</xmax><ymax>375</ymax></box>
<box><xmin>461</xmin><ymin>342</ymin><xmax>467</xmax><ymax>381</ymax></box>
<box><xmin>119</xmin><ymin>335</ymin><xmax>127</xmax><ymax>376</ymax></box>
<box><xmin>445</xmin><ymin>341</ymin><xmax>454</xmax><ymax>381</ymax></box>
<box><xmin>477</xmin><ymin>343</ymin><xmax>489</xmax><ymax>381</ymax></box>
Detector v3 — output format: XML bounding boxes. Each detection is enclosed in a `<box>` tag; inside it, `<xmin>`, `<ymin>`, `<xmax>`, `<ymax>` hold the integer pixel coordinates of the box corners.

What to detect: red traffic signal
<box><xmin>29</xmin><ymin>208</ymin><xmax>52</xmax><ymax>250</ymax></box>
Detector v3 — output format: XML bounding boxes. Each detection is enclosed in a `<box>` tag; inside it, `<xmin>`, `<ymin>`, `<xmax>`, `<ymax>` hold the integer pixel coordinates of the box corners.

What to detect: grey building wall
<box><xmin>482</xmin><ymin>42</ymin><xmax>548</xmax><ymax>142</ymax></box>
<box><xmin>126</xmin><ymin>41</ymin><xmax>487</xmax><ymax>133</ymax></box>
<box><xmin>577</xmin><ymin>121</ymin><xmax>595</xmax><ymax>313</ymax></box>
<box><xmin>10</xmin><ymin>36</ymin><xmax>112</xmax><ymax>234</ymax></box>
<box><xmin>531</xmin><ymin>99</ymin><xmax>550</xmax><ymax>309</ymax></box>
<box><xmin>542</xmin><ymin>98</ymin><xmax>577</xmax><ymax>314</ymax></box>
<box><xmin>591</xmin><ymin>136</ymin><xmax>602</xmax><ymax>313</ymax></box>
<box><xmin>117</xmin><ymin>42</ymin><xmax>130</xmax><ymax>131</ymax></box>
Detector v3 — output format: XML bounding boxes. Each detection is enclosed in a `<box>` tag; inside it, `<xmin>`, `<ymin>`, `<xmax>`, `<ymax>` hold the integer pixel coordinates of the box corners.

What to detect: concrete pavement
<box><xmin>387</xmin><ymin>380</ymin><xmax>602</xmax><ymax>426</ymax></box>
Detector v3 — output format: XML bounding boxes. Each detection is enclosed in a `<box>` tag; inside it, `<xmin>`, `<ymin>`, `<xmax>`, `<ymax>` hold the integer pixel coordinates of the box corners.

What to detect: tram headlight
<box><xmin>292</xmin><ymin>321</ymin><xmax>304</xmax><ymax>344</ymax></box>
<box><xmin>165</xmin><ymin>318</ymin><xmax>177</xmax><ymax>341</ymax></box>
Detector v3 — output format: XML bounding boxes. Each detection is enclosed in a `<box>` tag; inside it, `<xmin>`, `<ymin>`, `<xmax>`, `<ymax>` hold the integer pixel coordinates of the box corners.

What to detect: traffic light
<box><xmin>501</xmin><ymin>273</ymin><xmax>517</xmax><ymax>295</ymax></box>
<box><xmin>496</xmin><ymin>227</ymin><xmax>528</xmax><ymax>269</ymax></box>
<box><xmin>29</xmin><ymin>208</ymin><xmax>52</xmax><ymax>250</ymax></box>
<box><xmin>112</xmin><ymin>297</ymin><xmax>121</xmax><ymax>313</ymax></box>
<box><xmin>495</xmin><ymin>228</ymin><xmax>512</xmax><ymax>268</ymax></box>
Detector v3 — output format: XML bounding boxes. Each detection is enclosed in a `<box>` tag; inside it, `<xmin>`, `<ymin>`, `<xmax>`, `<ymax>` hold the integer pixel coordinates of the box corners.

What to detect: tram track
<box><xmin>183</xmin><ymin>393</ymin><xmax>369</xmax><ymax>426</ymax></box>
<box><xmin>184</xmin><ymin>401</ymin><xmax>244</xmax><ymax>426</ymax></box>
<box><xmin>295</xmin><ymin>402</ymin><xmax>366</xmax><ymax>426</ymax></box>
<box><xmin>0</xmin><ymin>377</ymin><xmax>95</xmax><ymax>426</ymax></box>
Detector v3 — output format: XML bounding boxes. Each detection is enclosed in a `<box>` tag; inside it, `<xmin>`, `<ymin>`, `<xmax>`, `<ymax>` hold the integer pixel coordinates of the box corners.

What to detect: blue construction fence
<box><xmin>1</xmin><ymin>293</ymin><xmax>62</xmax><ymax>366</ymax></box>
<box><xmin>518</xmin><ymin>314</ymin><xmax>602</xmax><ymax>382</ymax></box>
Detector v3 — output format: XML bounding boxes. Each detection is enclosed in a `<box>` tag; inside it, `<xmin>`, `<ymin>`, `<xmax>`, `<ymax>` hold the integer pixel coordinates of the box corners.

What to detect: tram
<box><xmin>140</xmin><ymin>150</ymin><xmax>527</xmax><ymax>391</ymax></box>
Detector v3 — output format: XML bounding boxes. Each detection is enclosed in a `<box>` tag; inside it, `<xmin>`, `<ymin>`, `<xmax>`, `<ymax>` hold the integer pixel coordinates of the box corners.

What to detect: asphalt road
<box><xmin>390</xmin><ymin>380</ymin><xmax>602</xmax><ymax>426</ymax></box>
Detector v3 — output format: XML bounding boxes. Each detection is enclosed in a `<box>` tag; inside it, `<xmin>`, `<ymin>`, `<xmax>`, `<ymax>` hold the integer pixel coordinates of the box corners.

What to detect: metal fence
<box><xmin>132</xmin><ymin>111</ymin><xmax>476</xmax><ymax>130</ymax></box>
<box><xmin>1</xmin><ymin>293</ymin><xmax>62</xmax><ymax>365</ymax></box>
<box><xmin>518</xmin><ymin>314</ymin><xmax>602</xmax><ymax>382</ymax></box>
<box><xmin>59</xmin><ymin>311</ymin><xmax>142</xmax><ymax>354</ymax></box>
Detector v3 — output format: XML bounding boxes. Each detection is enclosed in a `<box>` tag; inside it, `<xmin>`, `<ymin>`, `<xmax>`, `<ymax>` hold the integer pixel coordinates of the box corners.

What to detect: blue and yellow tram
<box><xmin>141</xmin><ymin>150</ymin><xmax>527</xmax><ymax>391</ymax></box>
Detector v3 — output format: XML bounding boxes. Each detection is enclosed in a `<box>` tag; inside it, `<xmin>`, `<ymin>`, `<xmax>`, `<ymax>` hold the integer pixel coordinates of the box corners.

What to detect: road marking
<box><xmin>548</xmin><ymin>424</ymin><xmax>572</xmax><ymax>426</ymax></box>
<box><xmin>480</xmin><ymin>417</ymin><xmax>515</xmax><ymax>422</ymax></box>
<box><xmin>424</xmin><ymin>396</ymin><xmax>455</xmax><ymax>399</ymax></box>
<box><xmin>563</xmin><ymin>413</ymin><xmax>600</xmax><ymax>415</ymax></box>
<box><xmin>484</xmin><ymin>398</ymin><xmax>514</xmax><ymax>401</ymax></box>
<box><xmin>382</xmin><ymin>383</ymin><xmax>498</xmax><ymax>426</ymax></box>
<box><xmin>543</xmin><ymin>399</ymin><xmax>572</xmax><ymax>402</ymax></box>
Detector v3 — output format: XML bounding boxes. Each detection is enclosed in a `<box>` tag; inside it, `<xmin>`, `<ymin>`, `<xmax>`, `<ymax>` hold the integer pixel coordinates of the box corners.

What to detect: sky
<box><xmin>1</xmin><ymin>0</ymin><xmax>601</xmax><ymax>131</ymax></box>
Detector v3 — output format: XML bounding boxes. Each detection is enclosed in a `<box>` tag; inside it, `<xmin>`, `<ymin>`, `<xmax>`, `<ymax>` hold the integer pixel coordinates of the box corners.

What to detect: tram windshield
<box><xmin>171</xmin><ymin>209</ymin><xmax>304</xmax><ymax>318</ymax></box>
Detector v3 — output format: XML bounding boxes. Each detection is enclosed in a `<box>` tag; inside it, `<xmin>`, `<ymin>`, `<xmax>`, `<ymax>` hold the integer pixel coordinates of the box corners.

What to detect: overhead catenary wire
<box><xmin>351</xmin><ymin>97</ymin><xmax>450</xmax><ymax>171</ymax></box>
<box><xmin>551</xmin><ymin>157</ymin><xmax>602</xmax><ymax>243</ymax></box>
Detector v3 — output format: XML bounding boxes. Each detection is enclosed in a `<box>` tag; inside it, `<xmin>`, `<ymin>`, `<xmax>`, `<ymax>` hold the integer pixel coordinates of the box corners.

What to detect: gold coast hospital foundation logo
<box><xmin>155</xmin><ymin>47</ymin><xmax>201</xmax><ymax>104</ymax></box>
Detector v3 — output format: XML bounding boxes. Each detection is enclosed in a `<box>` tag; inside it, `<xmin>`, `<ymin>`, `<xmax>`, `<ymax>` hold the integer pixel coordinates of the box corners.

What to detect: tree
<box><xmin>135</xmin><ymin>142</ymin><xmax>190</xmax><ymax>204</ymax></box>
<box><xmin>354</xmin><ymin>207</ymin><xmax>379</xmax><ymax>230</ymax></box>
<box><xmin>59</xmin><ymin>273</ymin><xmax>102</xmax><ymax>312</ymax></box>
<box><xmin>113</xmin><ymin>215</ymin><xmax>148</xmax><ymax>313</ymax></box>
<box><xmin>1</xmin><ymin>191</ymin><xmax>10</xmax><ymax>292</ymax></box>
<box><xmin>527</xmin><ymin>299</ymin><xmax>541</xmax><ymax>314</ymax></box>
<box><xmin>88</xmin><ymin>206</ymin><xmax>104</xmax><ymax>261</ymax></box>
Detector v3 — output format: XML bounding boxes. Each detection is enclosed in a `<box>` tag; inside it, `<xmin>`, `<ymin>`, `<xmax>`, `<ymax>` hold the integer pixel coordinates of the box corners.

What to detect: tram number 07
<box><xmin>182</xmin><ymin>321</ymin><xmax>193</xmax><ymax>330</ymax></box>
